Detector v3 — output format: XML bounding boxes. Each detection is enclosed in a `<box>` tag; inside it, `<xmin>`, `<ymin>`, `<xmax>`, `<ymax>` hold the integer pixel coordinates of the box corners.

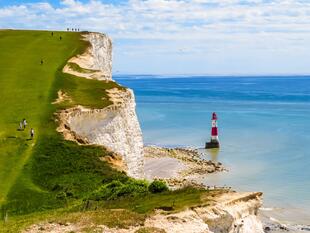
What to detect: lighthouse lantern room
<box><xmin>205</xmin><ymin>112</ymin><xmax>220</xmax><ymax>149</ymax></box>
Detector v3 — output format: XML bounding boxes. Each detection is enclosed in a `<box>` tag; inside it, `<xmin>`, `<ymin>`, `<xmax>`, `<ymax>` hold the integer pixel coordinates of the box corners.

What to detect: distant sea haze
<box><xmin>115</xmin><ymin>75</ymin><xmax>310</xmax><ymax>215</ymax></box>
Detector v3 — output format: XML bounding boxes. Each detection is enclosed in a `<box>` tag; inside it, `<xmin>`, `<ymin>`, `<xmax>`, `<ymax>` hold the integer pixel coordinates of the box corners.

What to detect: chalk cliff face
<box><xmin>64</xmin><ymin>32</ymin><xmax>112</xmax><ymax>80</ymax></box>
<box><xmin>145</xmin><ymin>192</ymin><xmax>264</xmax><ymax>233</ymax></box>
<box><xmin>64</xmin><ymin>90</ymin><xmax>144</xmax><ymax>178</ymax></box>
<box><xmin>60</xmin><ymin>32</ymin><xmax>144</xmax><ymax>178</ymax></box>
<box><xmin>85</xmin><ymin>33</ymin><xmax>112</xmax><ymax>80</ymax></box>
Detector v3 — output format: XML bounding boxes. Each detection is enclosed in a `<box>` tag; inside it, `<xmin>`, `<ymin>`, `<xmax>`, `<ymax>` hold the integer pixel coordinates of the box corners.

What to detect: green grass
<box><xmin>0</xmin><ymin>30</ymin><xmax>83</xmax><ymax>204</ymax></box>
<box><xmin>0</xmin><ymin>30</ymin><xmax>215</xmax><ymax>232</ymax></box>
<box><xmin>100</xmin><ymin>187</ymin><xmax>208</xmax><ymax>213</ymax></box>
<box><xmin>55</xmin><ymin>72</ymin><xmax>125</xmax><ymax>109</ymax></box>
<box><xmin>0</xmin><ymin>208</ymin><xmax>147</xmax><ymax>233</ymax></box>
<box><xmin>0</xmin><ymin>30</ymin><xmax>123</xmax><ymax>211</ymax></box>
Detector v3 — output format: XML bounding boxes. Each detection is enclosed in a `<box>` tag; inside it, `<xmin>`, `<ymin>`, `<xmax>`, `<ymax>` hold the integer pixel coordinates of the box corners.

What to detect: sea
<box><xmin>115</xmin><ymin>75</ymin><xmax>310</xmax><ymax>226</ymax></box>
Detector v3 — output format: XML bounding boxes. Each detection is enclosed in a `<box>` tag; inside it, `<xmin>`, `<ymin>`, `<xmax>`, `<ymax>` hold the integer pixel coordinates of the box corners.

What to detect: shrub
<box><xmin>90</xmin><ymin>179</ymin><xmax>149</xmax><ymax>201</ymax></box>
<box><xmin>116</xmin><ymin>180</ymin><xmax>149</xmax><ymax>198</ymax></box>
<box><xmin>148</xmin><ymin>180</ymin><xmax>168</xmax><ymax>193</ymax></box>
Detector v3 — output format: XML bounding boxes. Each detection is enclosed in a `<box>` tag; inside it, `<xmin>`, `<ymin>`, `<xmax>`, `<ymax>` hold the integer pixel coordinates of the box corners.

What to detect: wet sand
<box><xmin>144</xmin><ymin>157</ymin><xmax>187</xmax><ymax>179</ymax></box>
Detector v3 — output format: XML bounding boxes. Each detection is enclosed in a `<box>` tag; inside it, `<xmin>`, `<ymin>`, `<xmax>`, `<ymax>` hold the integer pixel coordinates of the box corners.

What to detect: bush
<box><xmin>148</xmin><ymin>180</ymin><xmax>168</xmax><ymax>193</ymax></box>
<box><xmin>90</xmin><ymin>179</ymin><xmax>149</xmax><ymax>201</ymax></box>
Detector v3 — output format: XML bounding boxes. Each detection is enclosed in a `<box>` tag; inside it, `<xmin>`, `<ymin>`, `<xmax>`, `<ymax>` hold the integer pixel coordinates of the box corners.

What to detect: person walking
<box><xmin>23</xmin><ymin>118</ymin><xmax>27</xmax><ymax>129</ymax></box>
<box><xmin>30</xmin><ymin>128</ymin><xmax>34</xmax><ymax>139</ymax></box>
<box><xmin>40</xmin><ymin>59</ymin><xmax>44</xmax><ymax>65</ymax></box>
<box><xmin>19</xmin><ymin>121</ymin><xmax>23</xmax><ymax>131</ymax></box>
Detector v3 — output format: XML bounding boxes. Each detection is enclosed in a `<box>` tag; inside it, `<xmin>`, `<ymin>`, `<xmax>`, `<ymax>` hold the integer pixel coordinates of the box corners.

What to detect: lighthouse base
<box><xmin>205</xmin><ymin>140</ymin><xmax>220</xmax><ymax>149</ymax></box>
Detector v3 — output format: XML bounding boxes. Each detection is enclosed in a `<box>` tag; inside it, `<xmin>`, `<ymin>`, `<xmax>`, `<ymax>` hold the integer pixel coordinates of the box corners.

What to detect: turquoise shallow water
<box><xmin>115</xmin><ymin>75</ymin><xmax>310</xmax><ymax>213</ymax></box>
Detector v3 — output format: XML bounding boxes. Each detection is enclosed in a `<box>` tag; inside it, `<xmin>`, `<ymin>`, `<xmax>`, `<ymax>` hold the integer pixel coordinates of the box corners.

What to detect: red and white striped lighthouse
<box><xmin>205</xmin><ymin>112</ymin><xmax>220</xmax><ymax>148</ymax></box>
<box><xmin>211</xmin><ymin>112</ymin><xmax>219</xmax><ymax>141</ymax></box>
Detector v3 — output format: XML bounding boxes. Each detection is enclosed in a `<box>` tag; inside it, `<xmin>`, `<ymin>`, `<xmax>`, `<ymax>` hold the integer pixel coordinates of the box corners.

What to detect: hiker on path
<box><xmin>19</xmin><ymin>121</ymin><xmax>23</xmax><ymax>131</ymax></box>
<box><xmin>30</xmin><ymin>128</ymin><xmax>34</xmax><ymax>139</ymax></box>
<box><xmin>23</xmin><ymin>119</ymin><xmax>27</xmax><ymax>129</ymax></box>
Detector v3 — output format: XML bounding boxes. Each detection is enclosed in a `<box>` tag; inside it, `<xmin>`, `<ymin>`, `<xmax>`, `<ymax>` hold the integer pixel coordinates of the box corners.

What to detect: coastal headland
<box><xmin>0</xmin><ymin>30</ymin><xmax>264</xmax><ymax>233</ymax></box>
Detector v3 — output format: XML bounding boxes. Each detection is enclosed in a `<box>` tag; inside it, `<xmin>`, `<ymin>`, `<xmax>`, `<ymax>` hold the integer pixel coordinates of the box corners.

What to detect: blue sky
<box><xmin>0</xmin><ymin>0</ymin><xmax>125</xmax><ymax>7</ymax></box>
<box><xmin>1</xmin><ymin>0</ymin><xmax>310</xmax><ymax>75</ymax></box>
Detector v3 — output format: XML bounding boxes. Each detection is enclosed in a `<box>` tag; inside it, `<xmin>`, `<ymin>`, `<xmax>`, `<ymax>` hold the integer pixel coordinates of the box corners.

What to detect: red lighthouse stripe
<box><xmin>212</xmin><ymin>112</ymin><xmax>217</xmax><ymax>120</ymax></box>
<box><xmin>211</xmin><ymin>127</ymin><xmax>218</xmax><ymax>136</ymax></box>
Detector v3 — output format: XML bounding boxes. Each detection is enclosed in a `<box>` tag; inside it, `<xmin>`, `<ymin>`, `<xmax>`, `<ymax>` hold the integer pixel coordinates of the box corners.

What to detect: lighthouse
<box><xmin>205</xmin><ymin>112</ymin><xmax>220</xmax><ymax>149</ymax></box>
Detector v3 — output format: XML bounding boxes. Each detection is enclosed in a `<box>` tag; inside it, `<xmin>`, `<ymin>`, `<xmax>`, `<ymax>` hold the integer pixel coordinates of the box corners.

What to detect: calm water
<box><xmin>115</xmin><ymin>75</ymin><xmax>310</xmax><ymax>212</ymax></box>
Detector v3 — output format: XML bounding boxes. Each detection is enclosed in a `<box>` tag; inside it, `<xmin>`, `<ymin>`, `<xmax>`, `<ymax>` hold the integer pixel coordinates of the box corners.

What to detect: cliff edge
<box><xmin>58</xmin><ymin>32</ymin><xmax>144</xmax><ymax>178</ymax></box>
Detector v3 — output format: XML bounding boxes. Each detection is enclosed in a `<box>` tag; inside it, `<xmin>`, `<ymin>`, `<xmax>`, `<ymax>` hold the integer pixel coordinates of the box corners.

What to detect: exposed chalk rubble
<box><xmin>24</xmin><ymin>192</ymin><xmax>264</xmax><ymax>233</ymax></box>
<box><xmin>144</xmin><ymin>192</ymin><xmax>264</xmax><ymax>233</ymax></box>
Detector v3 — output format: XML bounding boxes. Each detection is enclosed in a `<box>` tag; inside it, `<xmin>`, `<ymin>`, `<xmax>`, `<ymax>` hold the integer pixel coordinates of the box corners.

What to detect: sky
<box><xmin>0</xmin><ymin>0</ymin><xmax>310</xmax><ymax>75</ymax></box>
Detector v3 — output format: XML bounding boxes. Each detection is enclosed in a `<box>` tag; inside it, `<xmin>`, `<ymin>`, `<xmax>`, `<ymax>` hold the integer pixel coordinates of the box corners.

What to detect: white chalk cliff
<box><xmin>56</xmin><ymin>32</ymin><xmax>265</xmax><ymax>233</ymax></box>
<box><xmin>60</xmin><ymin>32</ymin><xmax>144</xmax><ymax>178</ymax></box>
<box><xmin>63</xmin><ymin>33</ymin><xmax>112</xmax><ymax>80</ymax></box>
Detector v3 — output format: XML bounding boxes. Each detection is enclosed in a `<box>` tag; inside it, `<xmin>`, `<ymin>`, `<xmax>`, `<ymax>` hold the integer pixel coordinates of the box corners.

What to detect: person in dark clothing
<box><xmin>30</xmin><ymin>128</ymin><xmax>34</xmax><ymax>139</ymax></box>
<box><xmin>40</xmin><ymin>59</ymin><xmax>44</xmax><ymax>65</ymax></box>
<box><xmin>51</xmin><ymin>32</ymin><xmax>54</xmax><ymax>36</ymax></box>
<box><xmin>59</xmin><ymin>36</ymin><xmax>62</xmax><ymax>40</ymax></box>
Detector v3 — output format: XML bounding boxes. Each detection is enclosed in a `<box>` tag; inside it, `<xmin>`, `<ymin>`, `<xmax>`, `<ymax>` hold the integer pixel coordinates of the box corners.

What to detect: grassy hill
<box><xmin>0</xmin><ymin>30</ymin><xmax>213</xmax><ymax>232</ymax></box>
<box><xmin>0</xmin><ymin>30</ymin><xmax>83</xmax><ymax>204</ymax></box>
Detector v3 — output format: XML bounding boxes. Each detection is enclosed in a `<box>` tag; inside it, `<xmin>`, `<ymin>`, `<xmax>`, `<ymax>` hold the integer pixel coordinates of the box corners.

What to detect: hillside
<box><xmin>0</xmin><ymin>30</ymin><xmax>214</xmax><ymax>232</ymax></box>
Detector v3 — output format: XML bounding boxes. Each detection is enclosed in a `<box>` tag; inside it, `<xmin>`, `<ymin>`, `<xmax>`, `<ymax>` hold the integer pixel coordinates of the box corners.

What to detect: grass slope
<box><xmin>0</xmin><ymin>30</ymin><xmax>82</xmax><ymax>203</ymax></box>
<box><xmin>0</xmin><ymin>30</ymin><xmax>213</xmax><ymax>232</ymax></box>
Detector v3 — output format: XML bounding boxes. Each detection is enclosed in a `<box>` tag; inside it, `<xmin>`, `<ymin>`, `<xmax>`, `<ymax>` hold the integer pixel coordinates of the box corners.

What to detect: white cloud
<box><xmin>1</xmin><ymin>0</ymin><xmax>310</xmax><ymax>74</ymax></box>
<box><xmin>0</xmin><ymin>0</ymin><xmax>309</xmax><ymax>37</ymax></box>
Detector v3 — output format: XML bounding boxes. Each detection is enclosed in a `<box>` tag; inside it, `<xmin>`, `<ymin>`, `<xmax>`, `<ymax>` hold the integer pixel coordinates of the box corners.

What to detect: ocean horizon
<box><xmin>115</xmin><ymin>75</ymin><xmax>310</xmax><ymax>222</ymax></box>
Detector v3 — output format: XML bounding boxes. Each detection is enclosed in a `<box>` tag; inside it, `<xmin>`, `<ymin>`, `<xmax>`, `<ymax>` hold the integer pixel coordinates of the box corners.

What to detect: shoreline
<box><xmin>144</xmin><ymin>146</ymin><xmax>227</xmax><ymax>190</ymax></box>
<box><xmin>144</xmin><ymin>145</ymin><xmax>310</xmax><ymax>233</ymax></box>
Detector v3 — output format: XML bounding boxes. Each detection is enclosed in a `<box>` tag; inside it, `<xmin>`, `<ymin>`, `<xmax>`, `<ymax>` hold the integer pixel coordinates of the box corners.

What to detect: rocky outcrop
<box><xmin>145</xmin><ymin>192</ymin><xmax>264</xmax><ymax>233</ymax></box>
<box><xmin>23</xmin><ymin>192</ymin><xmax>264</xmax><ymax>233</ymax></box>
<box><xmin>144</xmin><ymin>146</ymin><xmax>226</xmax><ymax>189</ymax></box>
<box><xmin>58</xmin><ymin>32</ymin><xmax>144</xmax><ymax>178</ymax></box>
